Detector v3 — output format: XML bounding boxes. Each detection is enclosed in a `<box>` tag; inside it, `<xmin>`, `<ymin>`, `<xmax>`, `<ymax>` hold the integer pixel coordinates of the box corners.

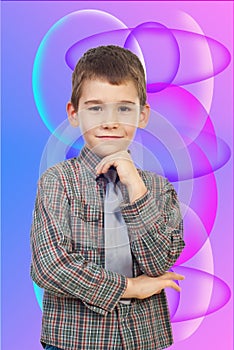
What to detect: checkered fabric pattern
<box><xmin>30</xmin><ymin>146</ymin><xmax>185</xmax><ymax>349</ymax></box>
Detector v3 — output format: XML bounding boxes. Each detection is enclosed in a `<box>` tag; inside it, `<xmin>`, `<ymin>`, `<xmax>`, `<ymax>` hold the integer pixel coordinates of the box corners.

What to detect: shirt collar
<box><xmin>77</xmin><ymin>146</ymin><xmax>119</xmax><ymax>183</ymax></box>
<box><xmin>77</xmin><ymin>146</ymin><xmax>102</xmax><ymax>179</ymax></box>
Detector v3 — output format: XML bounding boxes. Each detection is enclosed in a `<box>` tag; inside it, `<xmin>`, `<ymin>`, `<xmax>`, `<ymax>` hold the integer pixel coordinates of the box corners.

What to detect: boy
<box><xmin>30</xmin><ymin>45</ymin><xmax>185</xmax><ymax>350</ymax></box>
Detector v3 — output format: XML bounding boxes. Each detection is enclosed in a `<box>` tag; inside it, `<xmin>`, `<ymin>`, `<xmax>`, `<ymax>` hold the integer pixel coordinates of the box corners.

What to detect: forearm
<box><xmin>122</xmin><ymin>272</ymin><xmax>185</xmax><ymax>299</ymax></box>
<box><xmin>121</xmin><ymin>181</ymin><xmax>185</xmax><ymax>276</ymax></box>
<box><xmin>31</xmin><ymin>174</ymin><xmax>127</xmax><ymax>315</ymax></box>
<box><xmin>31</xmin><ymin>240</ymin><xmax>127</xmax><ymax>315</ymax></box>
<box><xmin>125</xmin><ymin>171</ymin><xmax>148</xmax><ymax>203</ymax></box>
<box><xmin>130</xmin><ymin>226</ymin><xmax>184</xmax><ymax>276</ymax></box>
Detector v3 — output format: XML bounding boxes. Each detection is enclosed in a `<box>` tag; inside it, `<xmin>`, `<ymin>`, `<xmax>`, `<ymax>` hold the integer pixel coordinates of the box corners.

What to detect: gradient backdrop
<box><xmin>1</xmin><ymin>1</ymin><xmax>233</xmax><ymax>349</ymax></box>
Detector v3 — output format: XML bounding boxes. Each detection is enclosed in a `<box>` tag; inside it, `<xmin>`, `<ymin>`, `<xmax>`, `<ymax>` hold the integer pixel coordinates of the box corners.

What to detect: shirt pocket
<box><xmin>69</xmin><ymin>198</ymin><xmax>102</xmax><ymax>250</ymax></box>
<box><xmin>60</xmin><ymin>234</ymin><xmax>99</xmax><ymax>266</ymax></box>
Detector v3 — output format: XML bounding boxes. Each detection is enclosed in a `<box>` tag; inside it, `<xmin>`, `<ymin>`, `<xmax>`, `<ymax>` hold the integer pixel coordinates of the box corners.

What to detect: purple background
<box><xmin>1</xmin><ymin>1</ymin><xmax>233</xmax><ymax>349</ymax></box>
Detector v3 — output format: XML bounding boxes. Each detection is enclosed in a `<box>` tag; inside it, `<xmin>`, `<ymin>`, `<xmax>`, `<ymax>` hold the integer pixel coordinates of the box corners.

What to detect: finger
<box><xmin>164</xmin><ymin>280</ymin><xmax>182</xmax><ymax>292</ymax></box>
<box><xmin>96</xmin><ymin>156</ymin><xmax>116</xmax><ymax>174</ymax></box>
<box><xmin>159</xmin><ymin>272</ymin><xmax>185</xmax><ymax>281</ymax></box>
<box><xmin>171</xmin><ymin>273</ymin><xmax>185</xmax><ymax>281</ymax></box>
<box><xmin>96</xmin><ymin>161</ymin><xmax>112</xmax><ymax>175</ymax></box>
<box><xmin>95</xmin><ymin>160</ymin><xmax>110</xmax><ymax>174</ymax></box>
<box><xmin>101</xmin><ymin>161</ymin><xmax>115</xmax><ymax>174</ymax></box>
<box><xmin>169</xmin><ymin>281</ymin><xmax>182</xmax><ymax>292</ymax></box>
<box><xmin>155</xmin><ymin>290</ymin><xmax>162</xmax><ymax>294</ymax></box>
<box><xmin>96</xmin><ymin>157</ymin><xmax>122</xmax><ymax>174</ymax></box>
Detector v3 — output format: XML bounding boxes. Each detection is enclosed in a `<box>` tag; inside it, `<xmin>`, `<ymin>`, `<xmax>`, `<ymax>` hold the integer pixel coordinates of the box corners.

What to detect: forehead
<box><xmin>79</xmin><ymin>78</ymin><xmax>139</xmax><ymax>104</ymax></box>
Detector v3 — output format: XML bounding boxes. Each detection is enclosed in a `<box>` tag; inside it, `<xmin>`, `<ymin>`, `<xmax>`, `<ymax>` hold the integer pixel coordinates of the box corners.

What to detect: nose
<box><xmin>101</xmin><ymin>106</ymin><xmax>119</xmax><ymax>129</ymax></box>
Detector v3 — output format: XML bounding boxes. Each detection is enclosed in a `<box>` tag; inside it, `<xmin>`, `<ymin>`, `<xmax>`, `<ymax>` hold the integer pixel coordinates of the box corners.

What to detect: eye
<box><xmin>88</xmin><ymin>105</ymin><xmax>102</xmax><ymax>112</ymax></box>
<box><xmin>118</xmin><ymin>105</ymin><xmax>131</xmax><ymax>112</ymax></box>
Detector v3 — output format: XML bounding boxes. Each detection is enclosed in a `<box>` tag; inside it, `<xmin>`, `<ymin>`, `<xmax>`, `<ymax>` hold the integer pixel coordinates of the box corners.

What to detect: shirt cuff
<box><xmin>83</xmin><ymin>269</ymin><xmax>127</xmax><ymax>316</ymax></box>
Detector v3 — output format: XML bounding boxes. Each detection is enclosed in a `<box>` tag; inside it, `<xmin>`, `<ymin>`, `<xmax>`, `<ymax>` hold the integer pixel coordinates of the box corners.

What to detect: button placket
<box><xmin>118</xmin><ymin>304</ymin><xmax>135</xmax><ymax>349</ymax></box>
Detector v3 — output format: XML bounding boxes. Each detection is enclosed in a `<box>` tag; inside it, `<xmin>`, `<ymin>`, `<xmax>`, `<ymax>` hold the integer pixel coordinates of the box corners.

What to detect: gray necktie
<box><xmin>104</xmin><ymin>173</ymin><xmax>133</xmax><ymax>304</ymax></box>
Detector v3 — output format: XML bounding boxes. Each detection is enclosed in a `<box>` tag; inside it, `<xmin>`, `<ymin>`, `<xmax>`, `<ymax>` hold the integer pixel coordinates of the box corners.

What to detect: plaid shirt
<box><xmin>30</xmin><ymin>146</ymin><xmax>185</xmax><ymax>350</ymax></box>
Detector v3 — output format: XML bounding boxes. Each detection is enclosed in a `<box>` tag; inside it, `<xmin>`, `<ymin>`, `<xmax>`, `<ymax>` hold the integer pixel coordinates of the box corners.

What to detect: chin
<box><xmin>91</xmin><ymin>141</ymin><xmax>130</xmax><ymax>158</ymax></box>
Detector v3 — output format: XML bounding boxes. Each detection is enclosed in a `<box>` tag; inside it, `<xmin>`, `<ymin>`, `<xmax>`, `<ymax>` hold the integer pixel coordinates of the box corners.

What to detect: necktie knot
<box><xmin>104</xmin><ymin>167</ymin><xmax>118</xmax><ymax>184</ymax></box>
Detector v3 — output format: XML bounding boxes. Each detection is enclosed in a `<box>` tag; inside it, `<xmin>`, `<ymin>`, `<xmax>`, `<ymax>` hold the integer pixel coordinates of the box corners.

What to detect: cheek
<box><xmin>124</xmin><ymin>125</ymin><xmax>137</xmax><ymax>138</ymax></box>
<box><xmin>122</xmin><ymin>114</ymin><xmax>140</xmax><ymax>130</ymax></box>
<box><xmin>80</xmin><ymin>119</ymin><xmax>99</xmax><ymax>134</ymax></box>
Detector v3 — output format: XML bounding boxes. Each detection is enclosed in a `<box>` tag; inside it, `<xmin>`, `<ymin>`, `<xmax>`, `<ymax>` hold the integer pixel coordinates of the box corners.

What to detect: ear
<box><xmin>138</xmin><ymin>103</ymin><xmax>150</xmax><ymax>129</ymax></box>
<box><xmin>66</xmin><ymin>101</ymin><xmax>79</xmax><ymax>127</ymax></box>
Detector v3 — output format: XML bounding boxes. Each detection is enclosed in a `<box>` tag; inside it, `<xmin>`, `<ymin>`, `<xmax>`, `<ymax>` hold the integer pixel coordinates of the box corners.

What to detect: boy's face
<box><xmin>67</xmin><ymin>79</ymin><xmax>150</xmax><ymax>158</ymax></box>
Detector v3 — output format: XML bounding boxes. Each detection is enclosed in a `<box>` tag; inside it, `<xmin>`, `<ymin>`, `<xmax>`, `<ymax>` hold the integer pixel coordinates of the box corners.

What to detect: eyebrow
<box><xmin>84</xmin><ymin>100</ymin><xmax>103</xmax><ymax>105</ymax></box>
<box><xmin>84</xmin><ymin>100</ymin><xmax>137</xmax><ymax>105</ymax></box>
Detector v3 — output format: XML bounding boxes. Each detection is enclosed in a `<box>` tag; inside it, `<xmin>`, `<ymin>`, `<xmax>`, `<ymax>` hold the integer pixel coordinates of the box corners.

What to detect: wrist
<box><xmin>122</xmin><ymin>278</ymin><xmax>136</xmax><ymax>299</ymax></box>
<box><xmin>127</xmin><ymin>180</ymin><xmax>147</xmax><ymax>203</ymax></box>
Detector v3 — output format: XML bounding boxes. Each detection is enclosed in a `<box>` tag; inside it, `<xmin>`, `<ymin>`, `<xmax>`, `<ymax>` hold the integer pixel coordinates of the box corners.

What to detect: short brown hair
<box><xmin>71</xmin><ymin>45</ymin><xmax>146</xmax><ymax>111</ymax></box>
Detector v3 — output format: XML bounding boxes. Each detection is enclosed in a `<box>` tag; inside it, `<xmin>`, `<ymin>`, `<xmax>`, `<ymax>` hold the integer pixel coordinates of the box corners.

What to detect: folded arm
<box><xmin>30</xmin><ymin>172</ymin><xmax>127</xmax><ymax>316</ymax></box>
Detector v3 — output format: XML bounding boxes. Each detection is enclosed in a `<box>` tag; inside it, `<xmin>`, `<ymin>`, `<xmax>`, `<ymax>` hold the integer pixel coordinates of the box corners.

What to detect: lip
<box><xmin>96</xmin><ymin>136</ymin><xmax>123</xmax><ymax>139</ymax></box>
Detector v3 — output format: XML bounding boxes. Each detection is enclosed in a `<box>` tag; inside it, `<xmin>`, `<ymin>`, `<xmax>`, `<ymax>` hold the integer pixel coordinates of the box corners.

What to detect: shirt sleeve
<box><xmin>121</xmin><ymin>176</ymin><xmax>185</xmax><ymax>277</ymax></box>
<box><xmin>30</xmin><ymin>171</ymin><xmax>127</xmax><ymax>316</ymax></box>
